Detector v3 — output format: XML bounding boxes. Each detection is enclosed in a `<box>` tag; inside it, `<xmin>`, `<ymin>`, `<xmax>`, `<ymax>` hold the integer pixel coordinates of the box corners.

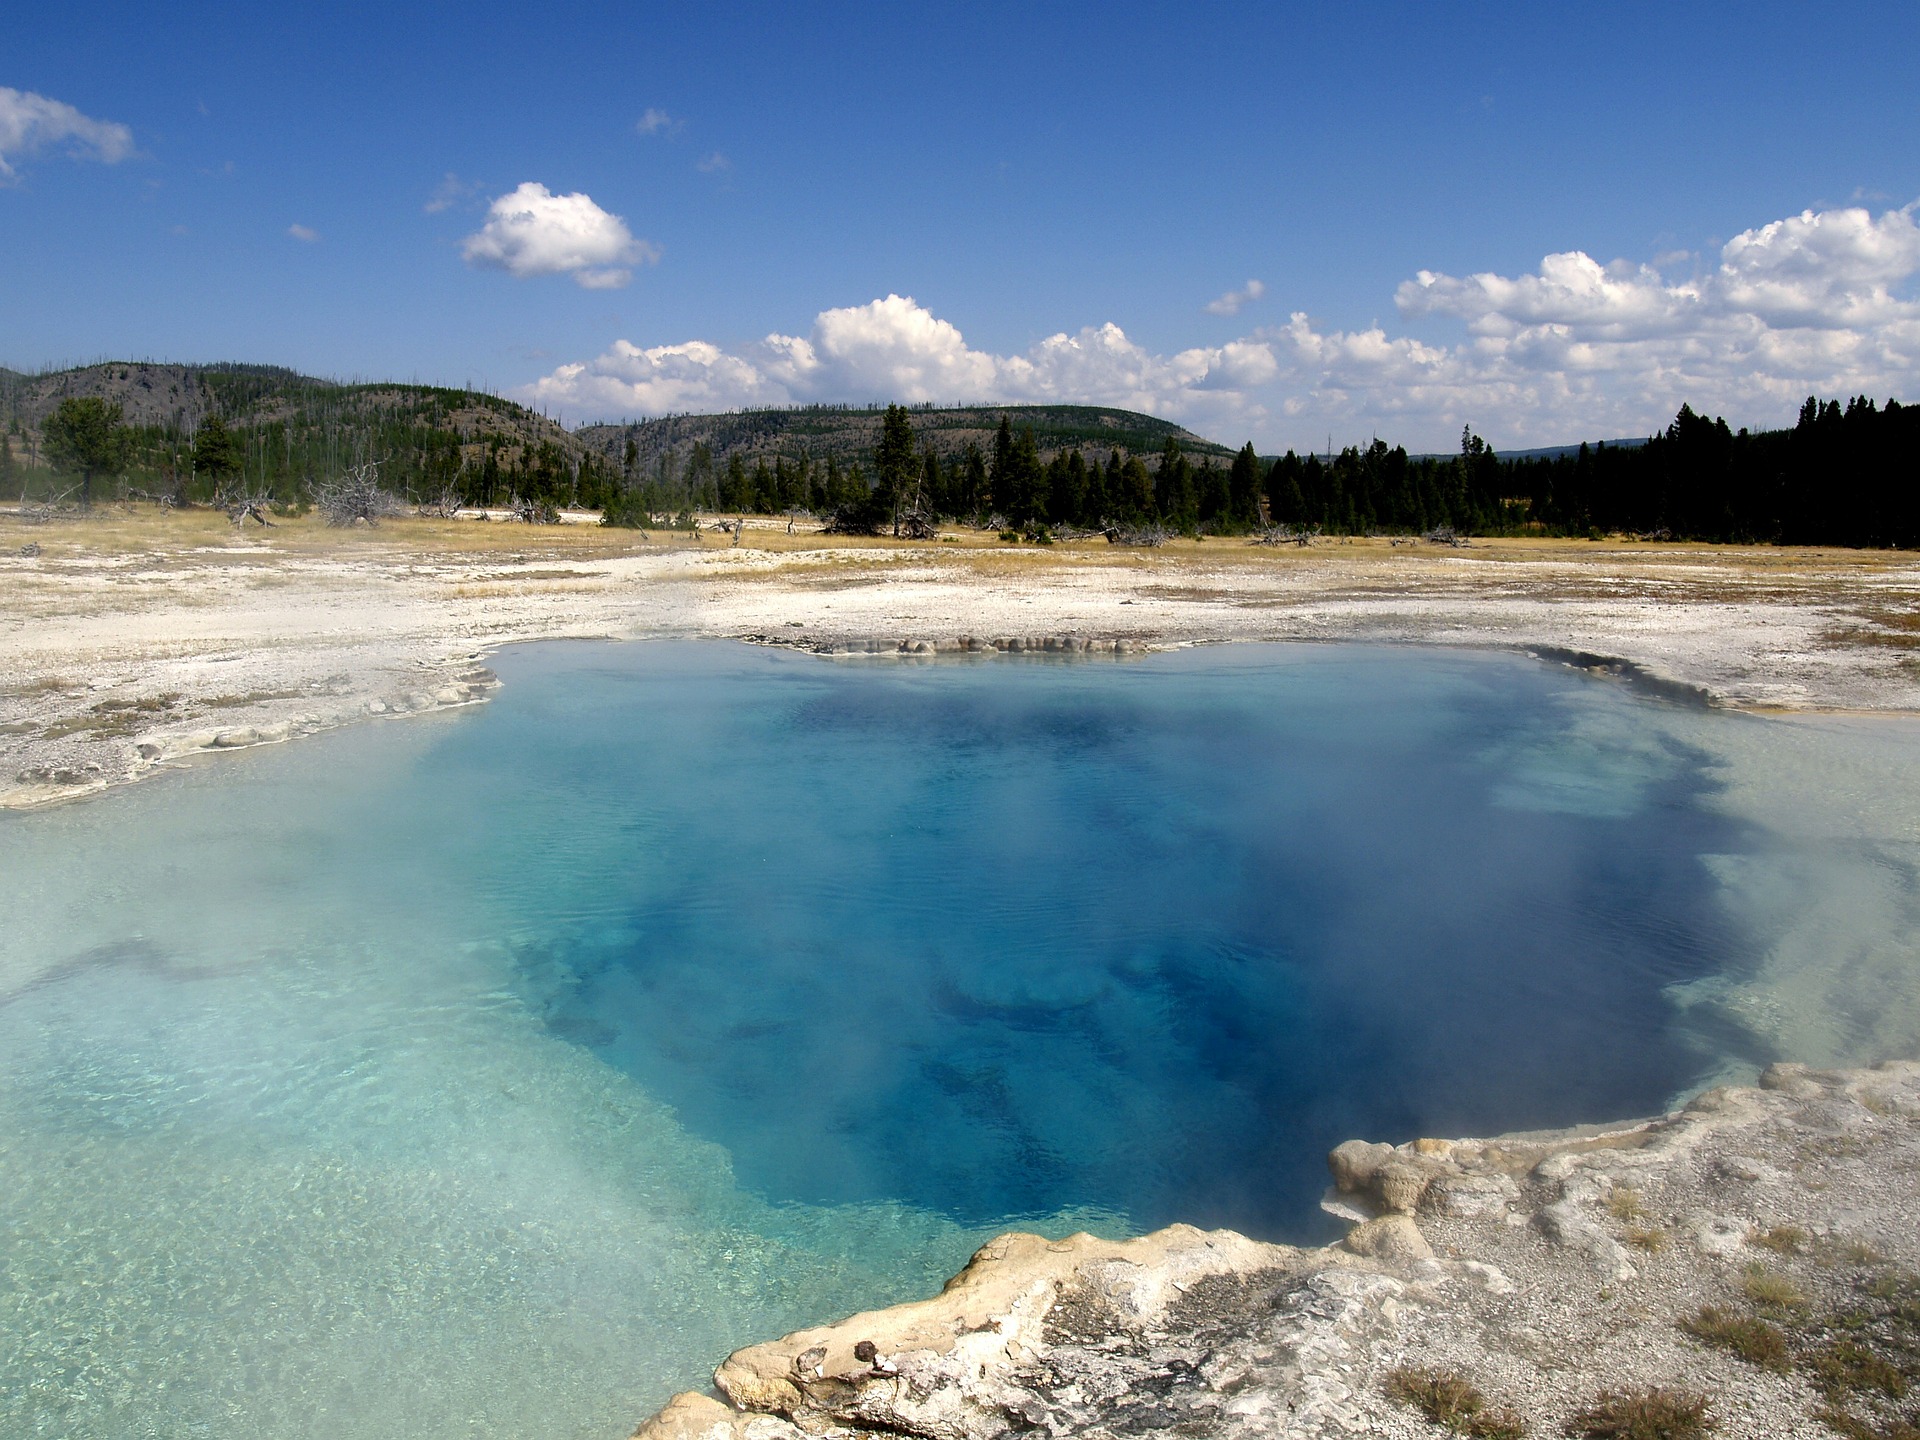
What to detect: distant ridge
<box><xmin>1406</xmin><ymin>437</ymin><xmax>1650</xmax><ymax>462</ymax></box>
<box><xmin>0</xmin><ymin>360</ymin><xmax>1656</xmax><ymax>471</ymax></box>
<box><xmin>1</xmin><ymin>365</ymin><xmax>1233</xmax><ymax>476</ymax></box>
<box><xmin>574</xmin><ymin>404</ymin><xmax>1234</xmax><ymax>473</ymax></box>
<box><xmin>1494</xmin><ymin>437</ymin><xmax>1650</xmax><ymax>461</ymax></box>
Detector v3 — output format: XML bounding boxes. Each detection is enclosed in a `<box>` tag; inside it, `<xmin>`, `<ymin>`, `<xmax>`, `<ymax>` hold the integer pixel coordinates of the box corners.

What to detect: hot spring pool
<box><xmin>3</xmin><ymin>640</ymin><xmax>1918</xmax><ymax>1437</ymax></box>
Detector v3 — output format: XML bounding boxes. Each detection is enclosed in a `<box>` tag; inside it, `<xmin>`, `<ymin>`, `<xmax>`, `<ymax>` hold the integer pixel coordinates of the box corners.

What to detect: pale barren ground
<box><xmin>4</xmin><ymin>505</ymin><xmax>1920</xmax><ymax>807</ymax></box>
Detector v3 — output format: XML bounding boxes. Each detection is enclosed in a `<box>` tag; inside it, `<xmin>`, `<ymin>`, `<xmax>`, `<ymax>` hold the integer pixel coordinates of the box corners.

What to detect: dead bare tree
<box><xmin>216</xmin><ymin>483</ymin><xmax>276</xmax><ymax>527</ymax></box>
<box><xmin>1105</xmin><ymin>522</ymin><xmax>1170</xmax><ymax>547</ymax></box>
<box><xmin>17</xmin><ymin>485</ymin><xmax>81</xmax><ymax>524</ymax></box>
<box><xmin>508</xmin><ymin>493</ymin><xmax>560</xmax><ymax>525</ymax></box>
<box><xmin>895</xmin><ymin>505</ymin><xmax>938</xmax><ymax>541</ymax></box>
<box><xmin>1252</xmin><ymin>524</ymin><xmax>1318</xmax><ymax>547</ymax></box>
<box><xmin>314</xmin><ymin>464</ymin><xmax>403</xmax><ymax>527</ymax></box>
<box><xmin>418</xmin><ymin>485</ymin><xmax>464</xmax><ymax>520</ymax></box>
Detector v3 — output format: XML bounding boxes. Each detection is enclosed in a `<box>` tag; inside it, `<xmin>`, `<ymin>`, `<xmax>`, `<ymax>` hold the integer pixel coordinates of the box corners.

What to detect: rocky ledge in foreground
<box><xmin>634</xmin><ymin>1062</ymin><xmax>1920</xmax><ymax>1440</ymax></box>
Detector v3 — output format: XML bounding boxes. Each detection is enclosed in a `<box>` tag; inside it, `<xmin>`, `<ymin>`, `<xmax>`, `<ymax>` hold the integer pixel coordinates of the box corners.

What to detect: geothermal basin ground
<box><xmin>3</xmin><ymin>507</ymin><xmax>1920</xmax><ymax>1440</ymax></box>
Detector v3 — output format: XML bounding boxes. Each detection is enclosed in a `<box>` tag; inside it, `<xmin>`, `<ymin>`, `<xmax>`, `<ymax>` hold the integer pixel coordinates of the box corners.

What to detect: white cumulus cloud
<box><xmin>525</xmin><ymin>340</ymin><xmax>790</xmax><ymax>417</ymax></box>
<box><xmin>635</xmin><ymin>108</ymin><xmax>678</xmax><ymax>136</ymax></box>
<box><xmin>0</xmin><ymin>86</ymin><xmax>133</xmax><ymax>179</ymax></box>
<box><xmin>798</xmin><ymin>294</ymin><xmax>999</xmax><ymax>399</ymax></box>
<box><xmin>461</xmin><ymin>182</ymin><xmax>659</xmax><ymax>289</ymax></box>
<box><xmin>1205</xmin><ymin>279</ymin><xmax>1266</xmax><ymax>317</ymax></box>
<box><xmin>1368</xmin><ymin>202</ymin><xmax>1920</xmax><ymax>440</ymax></box>
<box><xmin>287</xmin><ymin>222</ymin><xmax>319</xmax><ymax>243</ymax></box>
<box><xmin>522</xmin><ymin>293</ymin><xmax>1276</xmax><ymax>434</ymax></box>
<box><xmin>522</xmin><ymin>202</ymin><xmax>1920</xmax><ymax>449</ymax></box>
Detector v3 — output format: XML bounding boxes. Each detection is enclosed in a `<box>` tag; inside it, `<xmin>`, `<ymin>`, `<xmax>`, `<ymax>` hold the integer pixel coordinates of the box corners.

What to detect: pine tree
<box><xmin>1265</xmin><ymin>452</ymin><xmax>1307</xmax><ymax>526</ymax></box>
<box><xmin>478</xmin><ymin>441</ymin><xmax>503</xmax><ymax>506</ymax></box>
<box><xmin>795</xmin><ymin>452</ymin><xmax>815</xmax><ymax>512</ymax></box>
<box><xmin>873</xmin><ymin>403</ymin><xmax>919</xmax><ymax>534</ymax></box>
<box><xmin>1228</xmin><ymin>442</ymin><xmax>1263</xmax><ymax>528</ymax></box>
<box><xmin>1080</xmin><ymin>448</ymin><xmax>1108</xmax><ymax>523</ymax></box>
<box><xmin>44</xmin><ymin>397</ymin><xmax>134</xmax><ymax>508</ymax></box>
<box><xmin>959</xmin><ymin>443</ymin><xmax>988</xmax><ymax>519</ymax></box>
<box><xmin>687</xmin><ymin>442</ymin><xmax>715</xmax><ymax>509</ymax></box>
<box><xmin>988</xmin><ymin>416</ymin><xmax>1017</xmax><ymax>515</ymax></box>
<box><xmin>1117</xmin><ymin>453</ymin><xmax>1153</xmax><ymax>520</ymax></box>
<box><xmin>721</xmin><ymin>453</ymin><xmax>750</xmax><ymax>510</ymax></box>
<box><xmin>1043</xmin><ymin>451</ymin><xmax>1071</xmax><ymax>524</ymax></box>
<box><xmin>1195</xmin><ymin>459</ymin><xmax>1230</xmax><ymax>526</ymax></box>
<box><xmin>997</xmin><ymin>427</ymin><xmax>1044</xmax><ymax>522</ymax></box>
<box><xmin>192</xmin><ymin>415</ymin><xmax>242</xmax><ymax>495</ymax></box>
<box><xmin>922</xmin><ymin>446</ymin><xmax>943</xmax><ymax>517</ymax></box>
<box><xmin>1153</xmin><ymin>437</ymin><xmax>1195</xmax><ymax>529</ymax></box>
<box><xmin>1051</xmin><ymin>449</ymin><xmax>1089</xmax><ymax>526</ymax></box>
<box><xmin>1299</xmin><ymin>453</ymin><xmax>1326</xmax><ymax>526</ymax></box>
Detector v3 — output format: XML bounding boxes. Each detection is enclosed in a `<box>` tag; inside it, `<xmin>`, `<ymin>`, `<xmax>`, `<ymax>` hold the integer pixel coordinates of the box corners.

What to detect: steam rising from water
<box><xmin>1</xmin><ymin>641</ymin><xmax>1915</xmax><ymax>1438</ymax></box>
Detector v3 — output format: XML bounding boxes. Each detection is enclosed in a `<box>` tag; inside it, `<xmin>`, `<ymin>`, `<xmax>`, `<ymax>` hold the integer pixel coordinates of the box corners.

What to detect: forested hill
<box><xmin>0</xmin><ymin>361</ymin><xmax>574</xmax><ymax>446</ymax></box>
<box><xmin>0</xmin><ymin>361</ymin><xmax>579</xmax><ymax>499</ymax></box>
<box><xmin>573</xmin><ymin>405</ymin><xmax>1232</xmax><ymax>474</ymax></box>
<box><xmin>0</xmin><ymin>365</ymin><xmax>1225</xmax><ymax>508</ymax></box>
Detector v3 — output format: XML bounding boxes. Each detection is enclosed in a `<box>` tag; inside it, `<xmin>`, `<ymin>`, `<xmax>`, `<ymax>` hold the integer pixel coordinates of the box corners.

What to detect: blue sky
<box><xmin>5</xmin><ymin>1</ymin><xmax>1918</xmax><ymax>450</ymax></box>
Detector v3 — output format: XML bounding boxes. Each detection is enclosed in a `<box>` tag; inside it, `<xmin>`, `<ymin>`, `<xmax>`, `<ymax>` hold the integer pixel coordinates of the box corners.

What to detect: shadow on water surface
<box><xmin>471</xmin><ymin>640</ymin><xmax>1759</xmax><ymax>1242</ymax></box>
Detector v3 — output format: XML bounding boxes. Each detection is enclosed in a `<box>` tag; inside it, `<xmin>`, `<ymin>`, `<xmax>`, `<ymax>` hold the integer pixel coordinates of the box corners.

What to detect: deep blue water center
<box><xmin>468</xmin><ymin>641</ymin><xmax>1736</xmax><ymax>1240</ymax></box>
<box><xmin>5</xmin><ymin>639</ymin><xmax>1797</xmax><ymax>1436</ymax></box>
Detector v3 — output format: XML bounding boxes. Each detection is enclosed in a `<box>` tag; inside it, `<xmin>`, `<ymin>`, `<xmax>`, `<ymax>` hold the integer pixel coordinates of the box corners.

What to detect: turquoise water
<box><xmin>3</xmin><ymin>640</ymin><xmax>1918</xmax><ymax>1438</ymax></box>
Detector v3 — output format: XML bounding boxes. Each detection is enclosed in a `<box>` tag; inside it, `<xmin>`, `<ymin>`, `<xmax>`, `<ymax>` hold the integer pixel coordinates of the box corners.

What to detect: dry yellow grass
<box><xmin>1608</xmin><ymin>1187</ymin><xmax>1647</xmax><ymax>1222</ymax></box>
<box><xmin>2</xmin><ymin>507</ymin><xmax>660</xmax><ymax>562</ymax></box>
<box><xmin>11</xmin><ymin>503</ymin><xmax>1918</xmax><ymax>580</ymax></box>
